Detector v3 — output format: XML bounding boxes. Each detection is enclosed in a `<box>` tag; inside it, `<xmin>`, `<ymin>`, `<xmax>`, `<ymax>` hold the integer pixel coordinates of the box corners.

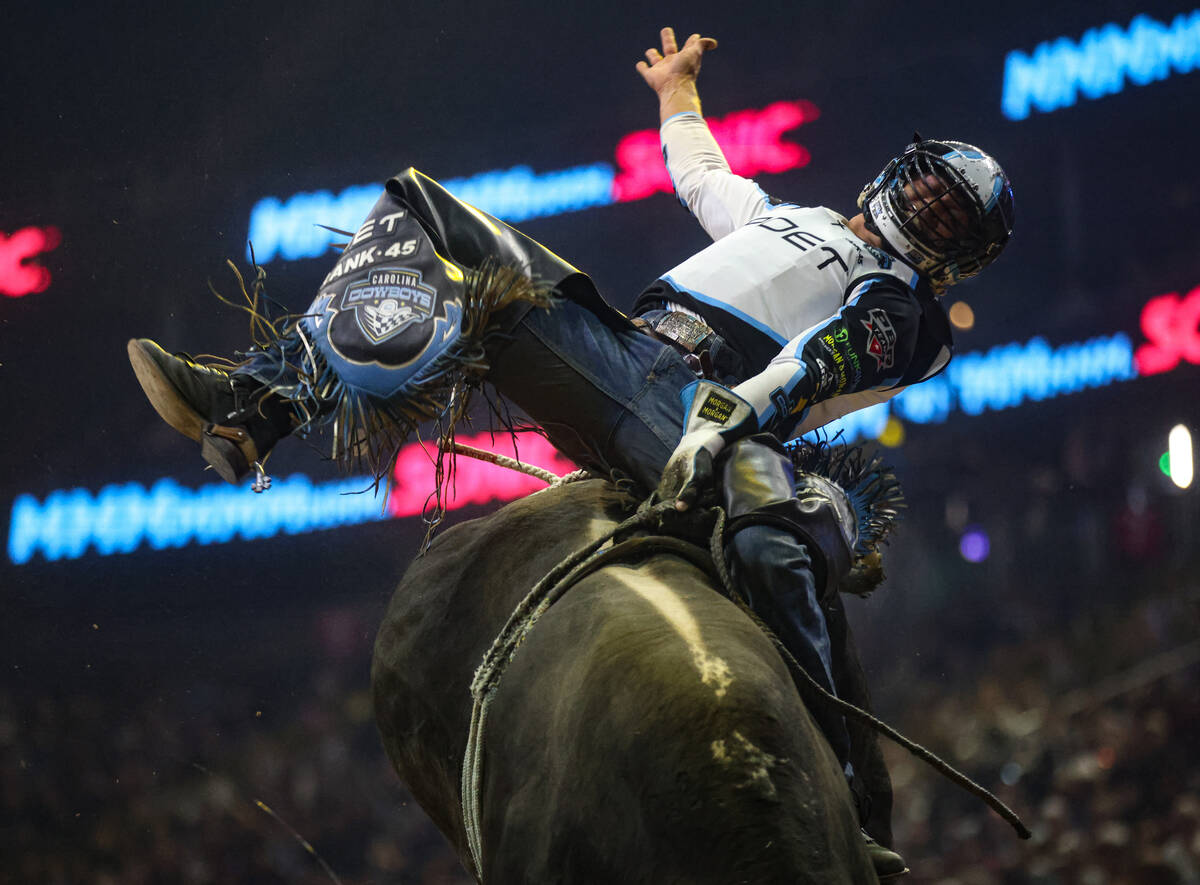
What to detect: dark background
<box><xmin>4</xmin><ymin>1</ymin><xmax>1198</xmax><ymax>882</ymax></box>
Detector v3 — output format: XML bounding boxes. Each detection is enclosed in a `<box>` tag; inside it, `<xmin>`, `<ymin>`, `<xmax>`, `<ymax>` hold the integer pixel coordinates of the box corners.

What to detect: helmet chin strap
<box><xmin>864</xmin><ymin>192</ymin><xmax>929</xmax><ymax>273</ymax></box>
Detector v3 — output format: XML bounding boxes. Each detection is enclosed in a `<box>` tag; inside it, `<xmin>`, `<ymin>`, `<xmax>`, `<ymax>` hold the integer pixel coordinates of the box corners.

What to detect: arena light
<box><xmin>612</xmin><ymin>100</ymin><xmax>818</xmax><ymax>202</ymax></box>
<box><xmin>959</xmin><ymin>526</ymin><xmax>991</xmax><ymax>563</ymax></box>
<box><xmin>876</xmin><ymin>417</ymin><xmax>906</xmax><ymax>448</ymax></box>
<box><xmin>387</xmin><ymin>431</ymin><xmax>576</xmax><ymax>518</ymax></box>
<box><xmin>247</xmin><ymin>186</ymin><xmax>379</xmax><ymax>263</ymax></box>
<box><xmin>245</xmin><ymin>100</ymin><xmax>819</xmax><ymax>264</ymax></box>
<box><xmin>945</xmin><ymin>334</ymin><xmax>1137</xmax><ymax>416</ymax></box>
<box><xmin>1</xmin><ymin>226</ymin><xmax>61</xmax><ymax>297</ymax></box>
<box><xmin>822</xmin><ymin>281</ymin><xmax>1196</xmax><ymax>445</ymax></box>
<box><xmin>1168</xmin><ymin>424</ymin><xmax>1194</xmax><ymax>488</ymax></box>
<box><xmin>948</xmin><ymin>301</ymin><xmax>975</xmax><ymax>331</ymax></box>
<box><xmin>1002</xmin><ymin>10</ymin><xmax>1200</xmax><ymax>121</ymax></box>
<box><xmin>444</xmin><ymin>163</ymin><xmax>614</xmax><ymax>223</ymax></box>
<box><xmin>7</xmin><ymin>432</ymin><xmax>575</xmax><ymax>564</ymax></box>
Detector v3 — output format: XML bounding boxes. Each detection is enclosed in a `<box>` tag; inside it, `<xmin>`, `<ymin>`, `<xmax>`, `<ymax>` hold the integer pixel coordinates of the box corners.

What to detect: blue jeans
<box><xmin>485</xmin><ymin>298</ymin><xmax>853</xmax><ymax>775</ymax></box>
<box><xmin>486</xmin><ymin>299</ymin><xmax>701</xmax><ymax>491</ymax></box>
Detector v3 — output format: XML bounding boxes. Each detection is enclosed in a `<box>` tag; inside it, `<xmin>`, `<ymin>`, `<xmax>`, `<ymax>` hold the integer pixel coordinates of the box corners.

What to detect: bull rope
<box><xmin>456</xmin><ymin>486</ymin><xmax>1030</xmax><ymax>880</ymax></box>
<box><xmin>461</xmin><ymin>498</ymin><xmax>680</xmax><ymax>879</ymax></box>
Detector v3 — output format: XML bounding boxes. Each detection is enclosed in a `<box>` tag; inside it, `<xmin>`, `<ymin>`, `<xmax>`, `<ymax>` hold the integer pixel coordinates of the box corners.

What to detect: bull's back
<box><xmin>482</xmin><ymin>555</ymin><xmax>876</xmax><ymax>884</ymax></box>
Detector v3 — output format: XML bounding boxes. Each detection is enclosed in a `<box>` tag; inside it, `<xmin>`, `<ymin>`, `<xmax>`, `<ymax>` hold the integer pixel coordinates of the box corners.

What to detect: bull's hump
<box><xmin>477</xmin><ymin>478</ymin><xmax>625</xmax><ymax>550</ymax></box>
<box><xmin>606</xmin><ymin>567</ymin><xmax>734</xmax><ymax>701</ymax></box>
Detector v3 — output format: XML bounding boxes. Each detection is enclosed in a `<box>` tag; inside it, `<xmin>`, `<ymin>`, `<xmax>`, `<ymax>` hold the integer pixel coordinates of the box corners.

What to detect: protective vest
<box><xmin>633</xmin><ymin>112</ymin><xmax>953</xmax><ymax>436</ymax></box>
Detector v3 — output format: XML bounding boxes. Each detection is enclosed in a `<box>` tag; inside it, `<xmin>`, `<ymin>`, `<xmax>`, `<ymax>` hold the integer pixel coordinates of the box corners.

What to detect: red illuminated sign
<box><xmin>1135</xmin><ymin>287</ymin><xmax>1200</xmax><ymax>375</ymax></box>
<box><xmin>1</xmin><ymin>226</ymin><xmax>60</xmax><ymax>297</ymax></box>
<box><xmin>612</xmin><ymin>100</ymin><xmax>820</xmax><ymax>203</ymax></box>
<box><xmin>388</xmin><ymin>431</ymin><xmax>577</xmax><ymax>518</ymax></box>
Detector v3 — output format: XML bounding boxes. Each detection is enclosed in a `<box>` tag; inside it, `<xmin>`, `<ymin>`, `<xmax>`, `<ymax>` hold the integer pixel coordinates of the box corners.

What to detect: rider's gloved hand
<box><xmin>657</xmin><ymin>380</ymin><xmax>758</xmax><ymax>511</ymax></box>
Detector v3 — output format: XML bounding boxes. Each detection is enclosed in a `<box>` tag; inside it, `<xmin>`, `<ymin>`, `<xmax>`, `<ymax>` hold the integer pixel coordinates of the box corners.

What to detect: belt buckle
<box><xmin>653</xmin><ymin>312</ymin><xmax>713</xmax><ymax>353</ymax></box>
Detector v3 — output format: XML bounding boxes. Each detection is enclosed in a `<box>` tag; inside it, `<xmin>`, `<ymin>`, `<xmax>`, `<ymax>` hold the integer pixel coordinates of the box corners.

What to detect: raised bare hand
<box><xmin>635</xmin><ymin>26</ymin><xmax>718</xmax><ymax>94</ymax></box>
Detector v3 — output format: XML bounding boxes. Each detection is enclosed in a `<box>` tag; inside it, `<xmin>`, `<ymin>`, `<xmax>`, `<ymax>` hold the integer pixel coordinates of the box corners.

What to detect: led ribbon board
<box><xmin>1003</xmin><ymin>9</ymin><xmax>1200</xmax><ymax>120</ymax></box>
<box><xmin>820</xmin><ymin>333</ymin><xmax>1137</xmax><ymax>443</ymax></box>
<box><xmin>7</xmin><ymin>290</ymin><xmax>1197</xmax><ymax>563</ymax></box>
<box><xmin>1135</xmin><ymin>286</ymin><xmax>1200</xmax><ymax>375</ymax></box>
<box><xmin>7</xmin><ymin>476</ymin><xmax>389</xmax><ymax>565</ymax></box>
<box><xmin>245</xmin><ymin>100</ymin><xmax>820</xmax><ymax>264</ymax></box>
<box><xmin>8</xmin><ymin>433</ymin><xmax>574</xmax><ymax>565</ymax></box>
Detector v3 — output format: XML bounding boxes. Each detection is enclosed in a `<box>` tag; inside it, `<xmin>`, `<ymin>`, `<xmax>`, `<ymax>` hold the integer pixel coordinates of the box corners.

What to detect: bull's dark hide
<box><xmin>372</xmin><ymin>479</ymin><xmax>878</xmax><ymax>883</ymax></box>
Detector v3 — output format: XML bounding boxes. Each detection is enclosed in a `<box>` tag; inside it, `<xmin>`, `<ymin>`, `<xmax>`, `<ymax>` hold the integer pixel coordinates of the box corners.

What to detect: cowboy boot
<box><xmin>127</xmin><ymin>338</ymin><xmax>297</xmax><ymax>486</ymax></box>
<box><xmin>862</xmin><ymin>830</ymin><xmax>909</xmax><ymax>879</ymax></box>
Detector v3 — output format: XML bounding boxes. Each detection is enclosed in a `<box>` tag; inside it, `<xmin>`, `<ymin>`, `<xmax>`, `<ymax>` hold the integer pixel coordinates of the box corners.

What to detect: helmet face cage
<box><xmin>859</xmin><ymin>140</ymin><xmax>1014</xmax><ymax>289</ymax></box>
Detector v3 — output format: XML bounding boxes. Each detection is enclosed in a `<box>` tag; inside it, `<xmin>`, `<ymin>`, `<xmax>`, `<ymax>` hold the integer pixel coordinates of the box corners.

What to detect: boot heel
<box><xmin>201</xmin><ymin>430</ymin><xmax>251</xmax><ymax>484</ymax></box>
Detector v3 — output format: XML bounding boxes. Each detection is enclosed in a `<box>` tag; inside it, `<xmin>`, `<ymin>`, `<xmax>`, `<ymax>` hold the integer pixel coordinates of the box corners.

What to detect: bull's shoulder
<box><xmin>376</xmin><ymin>478</ymin><xmax>634</xmax><ymax>688</ymax></box>
<box><xmin>372</xmin><ymin>479</ymin><xmax>638</xmax><ymax>828</ymax></box>
<box><xmin>418</xmin><ymin>478</ymin><xmax>630</xmax><ymax>577</ymax></box>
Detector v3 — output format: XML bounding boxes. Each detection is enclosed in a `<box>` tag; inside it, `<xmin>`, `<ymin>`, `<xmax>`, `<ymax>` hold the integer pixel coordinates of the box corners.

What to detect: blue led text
<box><xmin>1003</xmin><ymin>10</ymin><xmax>1200</xmax><ymax>120</ymax></box>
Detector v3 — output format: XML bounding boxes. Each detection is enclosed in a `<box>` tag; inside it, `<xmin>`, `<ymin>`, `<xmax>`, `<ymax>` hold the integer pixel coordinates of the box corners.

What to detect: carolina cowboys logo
<box><xmin>861</xmin><ymin>308</ymin><xmax>897</xmax><ymax>371</ymax></box>
<box><xmin>341</xmin><ymin>267</ymin><xmax>437</xmax><ymax>344</ymax></box>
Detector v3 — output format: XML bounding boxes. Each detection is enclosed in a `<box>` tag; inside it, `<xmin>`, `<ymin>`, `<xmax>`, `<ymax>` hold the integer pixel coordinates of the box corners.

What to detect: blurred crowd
<box><xmin>5</xmin><ymin>607</ymin><xmax>472</xmax><ymax>885</ymax></box>
<box><xmin>855</xmin><ymin>409</ymin><xmax>1200</xmax><ymax>884</ymax></box>
<box><xmin>9</xmin><ymin>575</ymin><xmax>1196</xmax><ymax>884</ymax></box>
<box><xmin>879</xmin><ymin>588</ymin><xmax>1199</xmax><ymax>884</ymax></box>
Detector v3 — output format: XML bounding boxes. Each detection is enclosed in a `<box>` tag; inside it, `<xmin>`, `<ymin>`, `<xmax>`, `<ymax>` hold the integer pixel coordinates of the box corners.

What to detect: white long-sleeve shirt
<box><xmin>635</xmin><ymin>112</ymin><xmax>953</xmax><ymax>438</ymax></box>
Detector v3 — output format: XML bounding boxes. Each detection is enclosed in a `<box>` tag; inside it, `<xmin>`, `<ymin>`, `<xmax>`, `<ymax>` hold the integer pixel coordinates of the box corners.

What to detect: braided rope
<box><xmin>449</xmin><ymin>441</ymin><xmax>590</xmax><ymax>488</ymax></box>
<box><xmin>446</xmin><ymin>440</ymin><xmax>596</xmax><ymax>876</ymax></box>
<box><xmin>460</xmin><ymin>501</ymin><xmax>678</xmax><ymax>878</ymax></box>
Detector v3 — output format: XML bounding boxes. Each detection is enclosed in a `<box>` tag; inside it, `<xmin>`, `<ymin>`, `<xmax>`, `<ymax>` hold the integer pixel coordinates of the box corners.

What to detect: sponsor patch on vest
<box><xmin>341</xmin><ymin>267</ymin><xmax>437</xmax><ymax>344</ymax></box>
<box><xmin>861</xmin><ymin>308</ymin><xmax>897</xmax><ymax>370</ymax></box>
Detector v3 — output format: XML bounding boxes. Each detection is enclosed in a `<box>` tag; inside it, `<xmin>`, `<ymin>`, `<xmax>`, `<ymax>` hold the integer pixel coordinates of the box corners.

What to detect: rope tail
<box><xmin>450</xmin><ymin>441</ymin><xmax>559</xmax><ymax>485</ymax></box>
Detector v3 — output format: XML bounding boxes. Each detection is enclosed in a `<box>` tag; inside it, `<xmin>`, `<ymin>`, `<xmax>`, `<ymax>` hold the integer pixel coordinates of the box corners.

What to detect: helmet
<box><xmin>857</xmin><ymin>136</ymin><xmax>1014</xmax><ymax>290</ymax></box>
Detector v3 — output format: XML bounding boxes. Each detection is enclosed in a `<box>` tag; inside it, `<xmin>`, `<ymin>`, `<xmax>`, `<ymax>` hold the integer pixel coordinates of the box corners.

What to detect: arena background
<box><xmin>4</xmin><ymin>1</ymin><xmax>1199</xmax><ymax>882</ymax></box>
